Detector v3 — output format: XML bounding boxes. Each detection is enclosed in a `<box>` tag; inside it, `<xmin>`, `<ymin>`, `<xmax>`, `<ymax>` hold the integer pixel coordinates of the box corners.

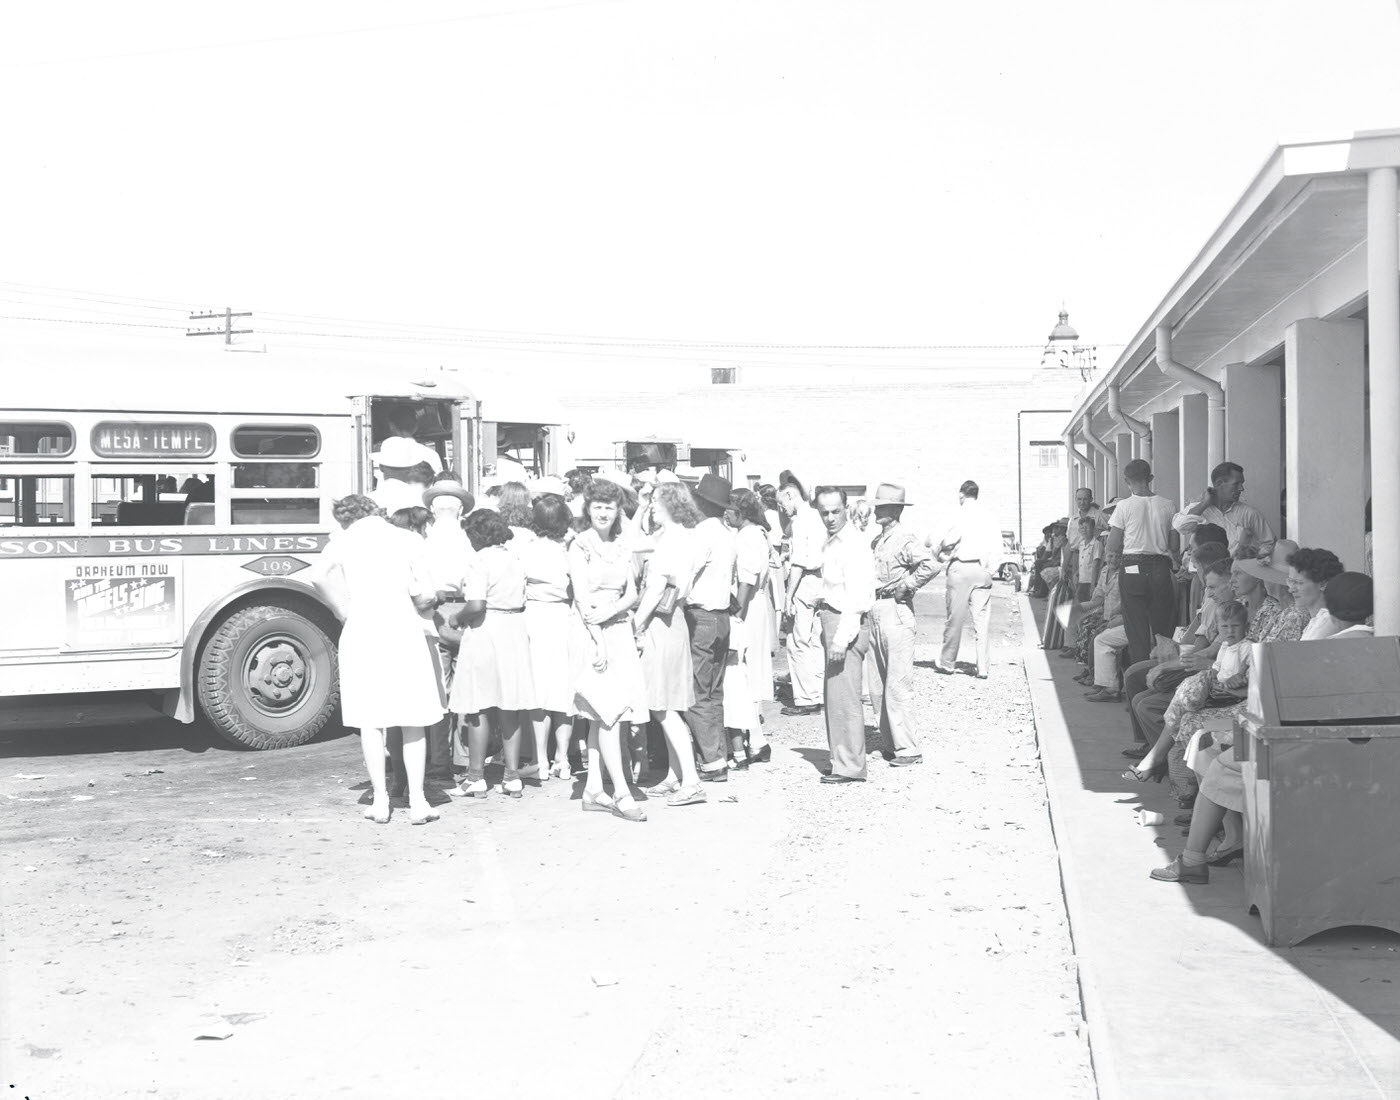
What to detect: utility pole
<box><xmin>187</xmin><ymin>307</ymin><xmax>253</xmax><ymax>345</ymax></box>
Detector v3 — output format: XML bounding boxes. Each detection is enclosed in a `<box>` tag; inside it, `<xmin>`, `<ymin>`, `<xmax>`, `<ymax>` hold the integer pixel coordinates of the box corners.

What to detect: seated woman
<box><xmin>1152</xmin><ymin>571</ymin><xmax>1375</xmax><ymax>883</ymax></box>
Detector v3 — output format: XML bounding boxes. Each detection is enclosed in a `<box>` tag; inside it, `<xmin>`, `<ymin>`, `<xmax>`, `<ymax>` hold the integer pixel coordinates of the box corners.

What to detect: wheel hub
<box><xmin>247</xmin><ymin>639</ymin><xmax>309</xmax><ymax>711</ymax></box>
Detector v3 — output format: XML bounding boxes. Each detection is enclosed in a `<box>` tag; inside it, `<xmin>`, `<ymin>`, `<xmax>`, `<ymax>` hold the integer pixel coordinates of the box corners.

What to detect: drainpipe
<box><xmin>1081</xmin><ymin>411</ymin><xmax>1117</xmax><ymax>501</ymax></box>
<box><xmin>1156</xmin><ymin>325</ymin><xmax>1224</xmax><ymax>471</ymax></box>
<box><xmin>1107</xmin><ymin>382</ymin><xmax>1152</xmax><ymax>462</ymax></box>
<box><xmin>1061</xmin><ymin>427</ymin><xmax>1094</xmax><ymax>510</ymax></box>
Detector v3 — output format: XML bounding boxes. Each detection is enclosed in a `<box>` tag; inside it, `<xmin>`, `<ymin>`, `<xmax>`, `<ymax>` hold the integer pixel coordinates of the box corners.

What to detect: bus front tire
<box><xmin>197</xmin><ymin>604</ymin><xmax>340</xmax><ymax>750</ymax></box>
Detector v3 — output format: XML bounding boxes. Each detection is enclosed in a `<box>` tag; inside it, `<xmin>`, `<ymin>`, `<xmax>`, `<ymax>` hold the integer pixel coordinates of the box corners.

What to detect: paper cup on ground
<box><xmin>1136</xmin><ymin>809</ymin><xmax>1167</xmax><ymax>826</ymax></box>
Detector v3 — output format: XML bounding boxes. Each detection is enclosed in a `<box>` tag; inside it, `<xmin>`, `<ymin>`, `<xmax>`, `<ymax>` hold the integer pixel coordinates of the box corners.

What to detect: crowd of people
<box><xmin>1031</xmin><ymin>459</ymin><xmax>1377</xmax><ymax>884</ymax></box>
<box><xmin>314</xmin><ymin>446</ymin><xmax>1006</xmax><ymax>825</ymax></box>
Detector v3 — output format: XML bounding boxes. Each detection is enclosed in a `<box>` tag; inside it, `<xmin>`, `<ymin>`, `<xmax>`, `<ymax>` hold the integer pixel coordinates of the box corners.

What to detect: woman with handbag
<box><xmin>634</xmin><ymin>482</ymin><xmax>704</xmax><ymax>806</ymax></box>
<box><xmin>568</xmin><ymin>478</ymin><xmax>650</xmax><ymax>822</ymax></box>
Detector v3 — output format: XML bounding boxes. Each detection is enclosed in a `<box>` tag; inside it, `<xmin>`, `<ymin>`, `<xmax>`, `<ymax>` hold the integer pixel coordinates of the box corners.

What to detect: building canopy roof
<box><xmin>1067</xmin><ymin>128</ymin><xmax>1400</xmax><ymax>445</ymax></box>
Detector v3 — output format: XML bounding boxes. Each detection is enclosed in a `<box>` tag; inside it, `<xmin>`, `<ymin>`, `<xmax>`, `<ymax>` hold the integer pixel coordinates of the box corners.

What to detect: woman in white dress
<box><xmin>316</xmin><ymin>495</ymin><xmax>444</xmax><ymax>825</ymax></box>
<box><xmin>634</xmin><ymin>483</ymin><xmax>703</xmax><ymax>806</ymax></box>
<box><xmin>520</xmin><ymin>494</ymin><xmax>578</xmax><ymax>780</ymax></box>
<box><xmin>723</xmin><ymin>489</ymin><xmax>774</xmax><ymax>767</ymax></box>
<box><xmin>448</xmin><ymin>509</ymin><xmax>537</xmax><ymax>798</ymax></box>
<box><xmin>568</xmin><ymin>479</ymin><xmax>649</xmax><ymax>822</ymax></box>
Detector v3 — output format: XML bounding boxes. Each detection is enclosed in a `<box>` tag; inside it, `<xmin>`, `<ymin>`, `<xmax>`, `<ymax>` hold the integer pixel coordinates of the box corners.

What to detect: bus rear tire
<box><xmin>197</xmin><ymin>604</ymin><xmax>339</xmax><ymax>750</ymax></box>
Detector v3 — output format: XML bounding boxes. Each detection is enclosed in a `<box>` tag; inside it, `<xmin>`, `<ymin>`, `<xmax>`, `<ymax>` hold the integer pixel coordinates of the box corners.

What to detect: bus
<box><xmin>0</xmin><ymin>341</ymin><xmax>476</xmax><ymax>750</ymax></box>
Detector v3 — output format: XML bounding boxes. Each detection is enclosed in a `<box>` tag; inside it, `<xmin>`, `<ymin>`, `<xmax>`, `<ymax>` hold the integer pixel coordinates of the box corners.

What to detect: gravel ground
<box><xmin>1</xmin><ymin>579</ymin><xmax>1093</xmax><ymax>1099</ymax></box>
<box><xmin>618</xmin><ymin>581</ymin><xmax>1095</xmax><ymax>1098</ymax></box>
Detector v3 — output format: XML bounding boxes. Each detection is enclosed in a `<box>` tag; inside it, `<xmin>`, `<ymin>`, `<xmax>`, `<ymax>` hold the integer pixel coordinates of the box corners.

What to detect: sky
<box><xmin>3</xmin><ymin>0</ymin><xmax>1400</xmax><ymax>379</ymax></box>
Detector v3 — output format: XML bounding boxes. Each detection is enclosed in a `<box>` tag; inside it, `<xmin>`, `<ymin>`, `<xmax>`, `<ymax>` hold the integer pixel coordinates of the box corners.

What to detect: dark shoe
<box><xmin>699</xmin><ymin>768</ymin><xmax>729</xmax><ymax>783</ymax></box>
<box><xmin>821</xmin><ymin>774</ymin><xmax>866</xmax><ymax>784</ymax></box>
<box><xmin>1121</xmin><ymin>759</ymin><xmax>1167</xmax><ymax>784</ymax></box>
<box><xmin>1084</xmin><ymin>689</ymin><xmax>1122</xmax><ymax>702</ymax></box>
<box><xmin>1149</xmin><ymin>856</ymin><xmax>1208</xmax><ymax>884</ymax></box>
<box><xmin>1207</xmin><ymin>845</ymin><xmax>1244</xmax><ymax>867</ymax></box>
<box><xmin>1121</xmin><ymin>745</ymin><xmax>1149</xmax><ymax>760</ymax></box>
<box><xmin>748</xmin><ymin>745</ymin><xmax>772</xmax><ymax>765</ymax></box>
<box><xmin>780</xmin><ymin>704</ymin><xmax>821</xmax><ymax>717</ymax></box>
<box><xmin>1174</xmin><ymin>812</ymin><xmax>1193</xmax><ymax>826</ymax></box>
<box><xmin>890</xmin><ymin>755</ymin><xmax>923</xmax><ymax>767</ymax></box>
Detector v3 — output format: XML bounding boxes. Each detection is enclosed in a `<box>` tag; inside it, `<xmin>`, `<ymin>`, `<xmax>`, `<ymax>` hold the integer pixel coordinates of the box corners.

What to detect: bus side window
<box><xmin>0</xmin><ymin>475</ymin><xmax>75</xmax><ymax>527</ymax></box>
<box><xmin>231</xmin><ymin>462</ymin><xmax>319</xmax><ymax>525</ymax></box>
<box><xmin>94</xmin><ymin>470</ymin><xmax>211</xmax><ymax>527</ymax></box>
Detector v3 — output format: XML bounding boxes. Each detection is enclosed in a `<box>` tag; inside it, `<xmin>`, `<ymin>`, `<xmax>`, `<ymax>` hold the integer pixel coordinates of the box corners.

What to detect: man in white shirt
<box><xmin>933</xmin><ymin>479</ymin><xmax>1001</xmax><ymax>679</ymax></box>
<box><xmin>371</xmin><ymin>436</ymin><xmax>429</xmax><ymax>514</ymax></box>
<box><xmin>780</xmin><ymin>482</ymin><xmax>826</xmax><ymax>716</ymax></box>
<box><xmin>1172</xmin><ymin>461</ymin><xmax>1275</xmax><ymax>555</ymax></box>
<box><xmin>1107</xmin><ymin>458</ymin><xmax>1180</xmax><ymax>664</ymax></box>
<box><xmin>813</xmin><ymin>486</ymin><xmax>876</xmax><ymax>784</ymax></box>
<box><xmin>685</xmin><ymin>473</ymin><xmax>738</xmax><ymax>781</ymax></box>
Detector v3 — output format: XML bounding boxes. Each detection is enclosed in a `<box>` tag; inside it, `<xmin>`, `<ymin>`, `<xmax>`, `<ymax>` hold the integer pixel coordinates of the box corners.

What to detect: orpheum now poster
<box><xmin>64</xmin><ymin>562</ymin><xmax>181</xmax><ymax>649</ymax></box>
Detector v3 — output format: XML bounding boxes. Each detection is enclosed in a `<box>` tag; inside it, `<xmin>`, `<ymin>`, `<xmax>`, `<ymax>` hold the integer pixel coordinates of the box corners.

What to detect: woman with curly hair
<box><xmin>634</xmin><ymin>482</ymin><xmax>703</xmax><ymax>804</ymax></box>
<box><xmin>447</xmin><ymin>509</ymin><xmax>537</xmax><ymax>798</ymax></box>
<box><xmin>497</xmin><ymin>481</ymin><xmax>537</xmax><ymax>548</ymax></box>
<box><xmin>316</xmin><ymin>494</ymin><xmax>443</xmax><ymax>825</ymax></box>
<box><xmin>568</xmin><ymin>478</ymin><xmax>649</xmax><ymax>821</ymax></box>
<box><xmin>723</xmin><ymin>488</ymin><xmax>775</xmax><ymax>767</ymax></box>
<box><xmin>1291</xmin><ymin>546</ymin><xmax>1348</xmax><ymax>638</ymax></box>
<box><xmin>521</xmin><ymin>494</ymin><xmax>578</xmax><ymax>780</ymax></box>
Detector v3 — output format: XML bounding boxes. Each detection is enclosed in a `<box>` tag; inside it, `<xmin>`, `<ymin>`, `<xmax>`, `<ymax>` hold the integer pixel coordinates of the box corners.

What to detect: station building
<box><xmin>1063</xmin><ymin>129</ymin><xmax>1400</xmax><ymax>634</ymax></box>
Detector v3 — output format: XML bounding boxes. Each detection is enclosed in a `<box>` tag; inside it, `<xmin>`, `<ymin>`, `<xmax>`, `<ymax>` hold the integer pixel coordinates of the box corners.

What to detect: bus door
<box><xmin>351</xmin><ymin>396</ymin><xmax>466</xmax><ymax>494</ymax></box>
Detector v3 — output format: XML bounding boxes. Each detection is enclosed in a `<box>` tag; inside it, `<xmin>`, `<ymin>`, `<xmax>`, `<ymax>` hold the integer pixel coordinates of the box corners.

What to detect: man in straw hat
<box><xmin>684</xmin><ymin>473</ymin><xmax>738</xmax><ymax>781</ymax></box>
<box><xmin>868</xmin><ymin>483</ymin><xmax>938</xmax><ymax>765</ymax></box>
<box><xmin>932</xmin><ymin>480</ymin><xmax>1002</xmax><ymax>679</ymax></box>
<box><xmin>421</xmin><ymin>476</ymin><xmax>476</xmax><ymax>785</ymax></box>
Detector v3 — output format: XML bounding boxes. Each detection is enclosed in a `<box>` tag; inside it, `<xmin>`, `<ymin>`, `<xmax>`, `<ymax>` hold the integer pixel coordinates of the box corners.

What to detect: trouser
<box><xmin>1119</xmin><ymin>556</ymin><xmax>1176</xmax><ymax>664</ymax></box>
<box><xmin>868</xmin><ymin>598</ymin><xmax>920</xmax><ymax>757</ymax></box>
<box><xmin>1131</xmin><ymin>688</ymin><xmax>1172</xmax><ymax>747</ymax></box>
<box><xmin>1092</xmin><ymin>625</ymin><xmax>1129</xmax><ymax>689</ymax></box>
<box><xmin>684</xmin><ymin>606</ymin><xmax>730</xmax><ymax>768</ymax></box>
<box><xmin>426</xmin><ymin>639</ymin><xmax>456</xmax><ymax>779</ymax></box>
<box><xmin>786</xmin><ymin>595</ymin><xmax>824</xmax><ymax>706</ymax></box>
<box><xmin>819</xmin><ymin>608</ymin><xmax>871</xmax><ymax>778</ymax></box>
<box><xmin>942</xmin><ymin>561</ymin><xmax>993</xmax><ymax>675</ymax></box>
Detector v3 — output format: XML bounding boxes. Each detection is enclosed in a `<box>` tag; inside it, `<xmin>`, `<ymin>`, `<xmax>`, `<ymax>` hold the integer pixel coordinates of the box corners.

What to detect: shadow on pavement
<box><xmin>1024</xmin><ymin>593</ymin><xmax>1400</xmax><ymax>1065</ymax></box>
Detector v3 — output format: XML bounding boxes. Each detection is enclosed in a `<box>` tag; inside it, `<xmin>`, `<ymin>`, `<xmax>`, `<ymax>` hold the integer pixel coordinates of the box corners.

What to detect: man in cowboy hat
<box><xmin>932</xmin><ymin>479</ymin><xmax>1001</xmax><ymax>678</ymax></box>
<box><xmin>868</xmin><ymin>482</ymin><xmax>938</xmax><ymax>765</ymax></box>
<box><xmin>684</xmin><ymin>473</ymin><xmax>738</xmax><ymax>781</ymax></box>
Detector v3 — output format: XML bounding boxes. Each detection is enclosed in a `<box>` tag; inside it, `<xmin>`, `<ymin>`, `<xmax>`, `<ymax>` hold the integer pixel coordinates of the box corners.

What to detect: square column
<box><xmin>1179</xmin><ymin>392</ymin><xmax>1209</xmax><ymax>505</ymax></box>
<box><xmin>1152</xmin><ymin>410</ymin><xmax>1181</xmax><ymax>508</ymax></box>
<box><xmin>1223</xmin><ymin>361</ymin><xmax>1284</xmax><ymax>539</ymax></box>
<box><xmin>1115</xmin><ymin>433</ymin><xmax>1133</xmax><ymax>490</ymax></box>
<box><xmin>1284</xmin><ymin>319</ymin><xmax>1367</xmax><ymax>568</ymax></box>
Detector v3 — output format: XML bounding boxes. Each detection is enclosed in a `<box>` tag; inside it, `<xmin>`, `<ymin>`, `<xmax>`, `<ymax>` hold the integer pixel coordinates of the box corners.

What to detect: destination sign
<box><xmin>91</xmin><ymin>421</ymin><xmax>216</xmax><ymax>459</ymax></box>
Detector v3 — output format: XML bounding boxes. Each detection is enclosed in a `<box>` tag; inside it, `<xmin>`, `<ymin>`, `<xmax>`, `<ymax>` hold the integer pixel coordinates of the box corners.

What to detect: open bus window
<box><xmin>0</xmin><ymin>475</ymin><xmax>74</xmax><ymax>526</ymax></box>
<box><xmin>93</xmin><ymin>470</ymin><xmax>214</xmax><ymax>526</ymax></box>
<box><xmin>232</xmin><ymin>463</ymin><xmax>318</xmax><ymax>489</ymax></box>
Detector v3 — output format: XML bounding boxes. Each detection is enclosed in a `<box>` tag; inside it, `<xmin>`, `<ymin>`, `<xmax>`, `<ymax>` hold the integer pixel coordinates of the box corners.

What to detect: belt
<box><xmin>486</xmin><ymin>606</ymin><xmax>524</xmax><ymax>614</ymax></box>
<box><xmin>1120</xmin><ymin>553</ymin><xmax>1169</xmax><ymax>563</ymax></box>
<box><xmin>815</xmin><ymin>601</ymin><xmax>868</xmax><ymax>617</ymax></box>
<box><xmin>684</xmin><ymin>603</ymin><xmax>726</xmax><ymax>613</ymax></box>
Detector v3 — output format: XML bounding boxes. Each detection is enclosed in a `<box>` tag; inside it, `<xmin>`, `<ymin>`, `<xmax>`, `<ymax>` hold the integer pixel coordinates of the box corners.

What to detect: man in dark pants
<box><xmin>1107</xmin><ymin>459</ymin><xmax>1179</xmax><ymax>664</ymax></box>
<box><xmin>684</xmin><ymin>474</ymin><xmax>737</xmax><ymax>782</ymax></box>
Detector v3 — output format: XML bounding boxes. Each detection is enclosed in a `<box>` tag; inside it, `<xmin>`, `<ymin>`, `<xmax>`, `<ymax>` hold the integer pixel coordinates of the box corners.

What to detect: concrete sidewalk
<box><xmin>1020</xmin><ymin>594</ymin><xmax>1400</xmax><ymax>1100</ymax></box>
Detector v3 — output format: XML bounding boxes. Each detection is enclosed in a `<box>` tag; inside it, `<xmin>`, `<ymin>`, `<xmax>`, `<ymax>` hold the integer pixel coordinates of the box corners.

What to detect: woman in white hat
<box><xmin>316</xmin><ymin>494</ymin><xmax>444</xmax><ymax>825</ymax></box>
